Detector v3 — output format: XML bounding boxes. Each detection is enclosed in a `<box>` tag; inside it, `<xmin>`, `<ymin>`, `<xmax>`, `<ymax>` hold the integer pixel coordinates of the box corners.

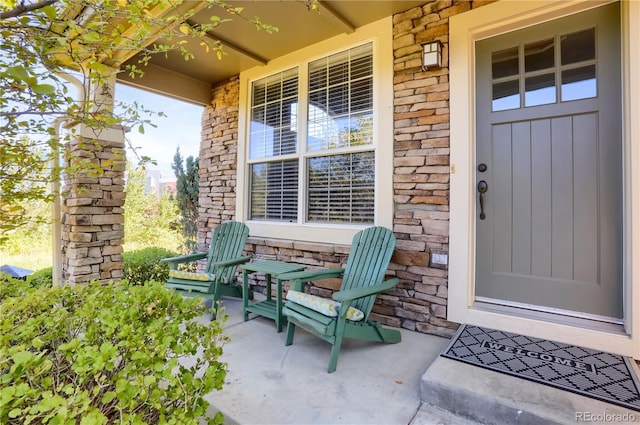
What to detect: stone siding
<box><xmin>389</xmin><ymin>0</ymin><xmax>494</xmax><ymax>336</ymax></box>
<box><xmin>198</xmin><ymin>1</ymin><xmax>494</xmax><ymax>338</ymax></box>
<box><xmin>61</xmin><ymin>127</ymin><xmax>126</xmax><ymax>285</ymax></box>
<box><xmin>198</xmin><ymin>76</ymin><xmax>240</xmax><ymax>250</ymax></box>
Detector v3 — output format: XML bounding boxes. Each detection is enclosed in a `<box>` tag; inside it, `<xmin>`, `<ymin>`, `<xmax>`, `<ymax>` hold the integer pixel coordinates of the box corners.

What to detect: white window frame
<box><xmin>237</xmin><ymin>18</ymin><xmax>393</xmax><ymax>245</ymax></box>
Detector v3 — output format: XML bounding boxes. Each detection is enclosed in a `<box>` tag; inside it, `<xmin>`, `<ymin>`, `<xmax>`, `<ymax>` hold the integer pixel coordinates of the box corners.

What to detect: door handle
<box><xmin>477</xmin><ymin>180</ymin><xmax>488</xmax><ymax>220</ymax></box>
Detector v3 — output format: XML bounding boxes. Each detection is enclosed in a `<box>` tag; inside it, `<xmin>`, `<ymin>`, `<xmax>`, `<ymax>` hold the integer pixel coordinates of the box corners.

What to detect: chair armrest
<box><xmin>279</xmin><ymin>268</ymin><xmax>345</xmax><ymax>292</ymax></box>
<box><xmin>332</xmin><ymin>278</ymin><xmax>399</xmax><ymax>303</ymax></box>
<box><xmin>160</xmin><ymin>253</ymin><xmax>207</xmax><ymax>269</ymax></box>
<box><xmin>211</xmin><ymin>256</ymin><xmax>252</xmax><ymax>269</ymax></box>
<box><xmin>278</xmin><ymin>268</ymin><xmax>344</xmax><ymax>282</ymax></box>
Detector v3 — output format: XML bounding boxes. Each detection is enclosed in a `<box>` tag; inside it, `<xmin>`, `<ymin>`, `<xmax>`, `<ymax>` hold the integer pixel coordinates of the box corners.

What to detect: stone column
<box><xmin>198</xmin><ymin>76</ymin><xmax>240</xmax><ymax>250</ymax></box>
<box><xmin>61</xmin><ymin>124</ymin><xmax>127</xmax><ymax>285</ymax></box>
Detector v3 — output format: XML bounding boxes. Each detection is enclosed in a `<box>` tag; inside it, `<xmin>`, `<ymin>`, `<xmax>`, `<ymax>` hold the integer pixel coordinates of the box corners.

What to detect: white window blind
<box><xmin>307</xmin><ymin>151</ymin><xmax>375</xmax><ymax>223</ymax></box>
<box><xmin>250</xmin><ymin>160</ymin><xmax>298</xmax><ymax>221</ymax></box>
<box><xmin>307</xmin><ymin>43</ymin><xmax>374</xmax><ymax>223</ymax></box>
<box><xmin>249</xmin><ymin>68</ymin><xmax>299</xmax><ymax>221</ymax></box>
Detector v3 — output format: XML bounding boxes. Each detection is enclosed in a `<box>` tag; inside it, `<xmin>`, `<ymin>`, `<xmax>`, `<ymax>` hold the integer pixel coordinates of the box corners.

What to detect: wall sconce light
<box><xmin>422</xmin><ymin>41</ymin><xmax>442</xmax><ymax>70</ymax></box>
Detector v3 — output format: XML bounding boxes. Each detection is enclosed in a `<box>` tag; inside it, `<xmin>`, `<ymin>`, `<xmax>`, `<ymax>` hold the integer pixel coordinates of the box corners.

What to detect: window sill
<box><xmin>246</xmin><ymin>220</ymin><xmax>372</xmax><ymax>245</ymax></box>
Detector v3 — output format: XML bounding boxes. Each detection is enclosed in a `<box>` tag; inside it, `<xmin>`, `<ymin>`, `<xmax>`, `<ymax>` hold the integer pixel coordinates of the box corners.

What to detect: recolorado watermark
<box><xmin>575</xmin><ymin>411</ymin><xmax>638</xmax><ymax>422</ymax></box>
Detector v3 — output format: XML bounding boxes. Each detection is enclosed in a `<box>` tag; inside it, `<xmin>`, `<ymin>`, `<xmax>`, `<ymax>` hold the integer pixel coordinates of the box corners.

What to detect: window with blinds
<box><xmin>247</xmin><ymin>43</ymin><xmax>375</xmax><ymax>224</ymax></box>
<box><xmin>249</xmin><ymin>68</ymin><xmax>299</xmax><ymax>221</ymax></box>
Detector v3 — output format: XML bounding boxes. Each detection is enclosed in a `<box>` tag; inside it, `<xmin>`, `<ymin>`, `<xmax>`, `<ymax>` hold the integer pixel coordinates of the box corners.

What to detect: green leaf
<box><xmin>41</xmin><ymin>5</ymin><xmax>57</xmax><ymax>20</ymax></box>
<box><xmin>80</xmin><ymin>32</ymin><xmax>101</xmax><ymax>42</ymax></box>
<box><xmin>101</xmin><ymin>391</ymin><xmax>117</xmax><ymax>404</ymax></box>
<box><xmin>36</xmin><ymin>395</ymin><xmax>64</xmax><ymax>412</ymax></box>
<box><xmin>143</xmin><ymin>375</ymin><xmax>156</xmax><ymax>386</ymax></box>
<box><xmin>32</xmin><ymin>84</ymin><xmax>56</xmax><ymax>95</ymax></box>
<box><xmin>99</xmin><ymin>341</ymin><xmax>115</xmax><ymax>355</ymax></box>
<box><xmin>11</xmin><ymin>351</ymin><xmax>33</xmax><ymax>365</ymax></box>
<box><xmin>5</xmin><ymin>66</ymin><xmax>30</xmax><ymax>81</ymax></box>
<box><xmin>87</xmin><ymin>62</ymin><xmax>110</xmax><ymax>75</ymax></box>
<box><xmin>0</xmin><ymin>386</ymin><xmax>16</xmax><ymax>401</ymax></box>
<box><xmin>80</xmin><ymin>409</ymin><xmax>107</xmax><ymax>425</ymax></box>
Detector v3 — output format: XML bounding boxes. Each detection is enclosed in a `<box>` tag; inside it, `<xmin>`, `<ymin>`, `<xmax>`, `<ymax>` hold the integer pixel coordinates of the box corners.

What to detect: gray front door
<box><xmin>475</xmin><ymin>2</ymin><xmax>622</xmax><ymax>320</ymax></box>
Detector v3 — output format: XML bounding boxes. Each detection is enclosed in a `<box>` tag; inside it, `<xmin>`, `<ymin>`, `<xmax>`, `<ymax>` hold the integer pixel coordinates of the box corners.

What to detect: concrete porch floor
<box><xmin>200</xmin><ymin>294</ymin><xmax>450</xmax><ymax>425</ymax></box>
<box><xmin>199</xmin><ymin>295</ymin><xmax>640</xmax><ymax>425</ymax></box>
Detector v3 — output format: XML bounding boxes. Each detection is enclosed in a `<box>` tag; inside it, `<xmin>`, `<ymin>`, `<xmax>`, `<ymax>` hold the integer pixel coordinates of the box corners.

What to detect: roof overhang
<box><xmin>116</xmin><ymin>1</ymin><xmax>427</xmax><ymax>105</ymax></box>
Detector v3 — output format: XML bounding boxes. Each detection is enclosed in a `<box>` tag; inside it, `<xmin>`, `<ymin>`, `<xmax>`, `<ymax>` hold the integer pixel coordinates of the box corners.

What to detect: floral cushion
<box><xmin>286</xmin><ymin>290</ymin><xmax>364</xmax><ymax>322</ymax></box>
<box><xmin>168</xmin><ymin>270</ymin><xmax>214</xmax><ymax>282</ymax></box>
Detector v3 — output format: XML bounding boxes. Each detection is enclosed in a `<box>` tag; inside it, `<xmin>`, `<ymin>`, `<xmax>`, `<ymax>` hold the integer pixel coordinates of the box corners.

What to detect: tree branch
<box><xmin>1</xmin><ymin>0</ymin><xmax>58</xmax><ymax>20</ymax></box>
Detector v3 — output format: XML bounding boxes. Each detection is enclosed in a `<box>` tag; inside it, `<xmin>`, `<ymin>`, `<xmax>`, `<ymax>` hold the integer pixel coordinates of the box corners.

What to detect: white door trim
<box><xmin>448</xmin><ymin>0</ymin><xmax>640</xmax><ymax>358</ymax></box>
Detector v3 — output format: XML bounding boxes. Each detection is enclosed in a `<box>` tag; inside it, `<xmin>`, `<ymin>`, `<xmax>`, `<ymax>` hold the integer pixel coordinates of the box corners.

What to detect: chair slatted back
<box><xmin>204</xmin><ymin>221</ymin><xmax>250</xmax><ymax>283</ymax></box>
<box><xmin>341</xmin><ymin>227</ymin><xmax>396</xmax><ymax>319</ymax></box>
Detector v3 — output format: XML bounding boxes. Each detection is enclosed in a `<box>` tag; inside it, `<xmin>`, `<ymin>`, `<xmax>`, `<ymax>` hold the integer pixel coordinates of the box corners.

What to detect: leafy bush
<box><xmin>122</xmin><ymin>247</ymin><xmax>179</xmax><ymax>284</ymax></box>
<box><xmin>0</xmin><ymin>268</ymin><xmax>53</xmax><ymax>302</ymax></box>
<box><xmin>3</xmin><ymin>246</ymin><xmax>186</xmax><ymax>292</ymax></box>
<box><xmin>26</xmin><ymin>267</ymin><xmax>53</xmax><ymax>289</ymax></box>
<box><xmin>0</xmin><ymin>274</ymin><xmax>32</xmax><ymax>301</ymax></box>
<box><xmin>0</xmin><ymin>280</ymin><xmax>227</xmax><ymax>424</ymax></box>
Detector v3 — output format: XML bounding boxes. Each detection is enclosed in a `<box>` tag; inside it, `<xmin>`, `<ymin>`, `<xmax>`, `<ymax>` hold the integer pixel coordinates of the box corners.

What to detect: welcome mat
<box><xmin>441</xmin><ymin>325</ymin><xmax>640</xmax><ymax>411</ymax></box>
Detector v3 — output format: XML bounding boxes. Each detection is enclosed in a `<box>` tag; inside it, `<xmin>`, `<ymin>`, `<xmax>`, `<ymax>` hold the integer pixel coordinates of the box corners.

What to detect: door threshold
<box><xmin>473</xmin><ymin>298</ymin><xmax>627</xmax><ymax>336</ymax></box>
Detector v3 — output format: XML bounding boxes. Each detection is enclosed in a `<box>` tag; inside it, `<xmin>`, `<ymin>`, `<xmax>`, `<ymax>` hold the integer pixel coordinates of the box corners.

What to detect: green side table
<box><xmin>242</xmin><ymin>260</ymin><xmax>306</xmax><ymax>332</ymax></box>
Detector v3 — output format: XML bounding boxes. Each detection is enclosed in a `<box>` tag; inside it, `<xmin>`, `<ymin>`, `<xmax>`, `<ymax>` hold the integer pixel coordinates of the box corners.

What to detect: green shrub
<box><xmin>0</xmin><ymin>280</ymin><xmax>227</xmax><ymax>424</ymax></box>
<box><xmin>0</xmin><ymin>274</ymin><xmax>33</xmax><ymax>302</ymax></box>
<box><xmin>26</xmin><ymin>267</ymin><xmax>53</xmax><ymax>289</ymax></box>
<box><xmin>122</xmin><ymin>247</ymin><xmax>179</xmax><ymax>284</ymax></box>
<box><xmin>0</xmin><ymin>268</ymin><xmax>52</xmax><ymax>301</ymax></box>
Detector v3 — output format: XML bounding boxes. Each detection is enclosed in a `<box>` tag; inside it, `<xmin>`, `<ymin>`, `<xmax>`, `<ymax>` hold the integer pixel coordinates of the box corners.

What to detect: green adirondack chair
<box><xmin>280</xmin><ymin>226</ymin><xmax>400</xmax><ymax>373</ymax></box>
<box><xmin>161</xmin><ymin>221</ymin><xmax>251</xmax><ymax>320</ymax></box>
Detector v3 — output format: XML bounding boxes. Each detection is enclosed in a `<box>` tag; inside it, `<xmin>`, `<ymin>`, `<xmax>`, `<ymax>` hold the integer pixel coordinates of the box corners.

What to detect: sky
<box><xmin>114</xmin><ymin>83</ymin><xmax>204</xmax><ymax>182</ymax></box>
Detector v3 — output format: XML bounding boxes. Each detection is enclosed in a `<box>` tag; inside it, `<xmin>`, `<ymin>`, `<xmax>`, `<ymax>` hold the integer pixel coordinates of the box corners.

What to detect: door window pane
<box><xmin>561</xmin><ymin>65</ymin><xmax>596</xmax><ymax>101</ymax></box>
<box><xmin>561</xmin><ymin>28</ymin><xmax>595</xmax><ymax>65</ymax></box>
<box><xmin>525</xmin><ymin>38</ymin><xmax>555</xmax><ymax>72</ymax></box>
<box><xmin>492</xmin><ymin>79</ymin><xmax>520</xmax><ymax>111</ymax></box>
<box><xmin>492</xmin><ymin>47</ymin><xmax>519</xmax><ymax>79</ymax></box>
<box><xmin>525</xmin><ymin>73</ymin><xmax>556</xmax><ymax>107</ymax></box>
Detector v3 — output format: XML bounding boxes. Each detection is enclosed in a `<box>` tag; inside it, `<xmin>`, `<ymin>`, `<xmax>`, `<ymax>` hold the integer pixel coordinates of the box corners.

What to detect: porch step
<box><xmin>418</xmin><ymin>356</ymin><xmax>639</xmax><ymax>425</ymax></box>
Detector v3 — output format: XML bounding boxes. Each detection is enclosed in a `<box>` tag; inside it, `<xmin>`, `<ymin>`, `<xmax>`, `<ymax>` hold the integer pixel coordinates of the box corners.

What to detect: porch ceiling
<box><xmin>117</xmin><ymin>0</ymin><xmax>426</xmax><ymax>105</ymax></box>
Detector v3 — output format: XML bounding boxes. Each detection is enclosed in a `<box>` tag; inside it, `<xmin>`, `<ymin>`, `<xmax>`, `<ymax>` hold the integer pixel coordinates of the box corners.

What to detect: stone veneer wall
<box><xmin>197</xmin><ymin>76</ymin><xmax>240</xmax><ymax>250</ymax></box>
<box><xmin>198</xmin><ymin>0</ymin><xmax>494</xmax><ymax>338</ymax></box>
<box><xmin>61</xmin><ymin>128</ymin><xmax>126</xmax><ymax>285</ymax></box>
<box><xmin>389</xmin><ymin>0</ymin><xmax>496</xmax><ymax>336</ymax></box>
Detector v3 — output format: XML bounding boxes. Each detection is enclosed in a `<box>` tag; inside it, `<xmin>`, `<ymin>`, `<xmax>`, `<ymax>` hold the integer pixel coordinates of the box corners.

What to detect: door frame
<box><xmin>448</xmin><ymin>0</ymin><xmax>640</xmax><ymax>358</ymax></box>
